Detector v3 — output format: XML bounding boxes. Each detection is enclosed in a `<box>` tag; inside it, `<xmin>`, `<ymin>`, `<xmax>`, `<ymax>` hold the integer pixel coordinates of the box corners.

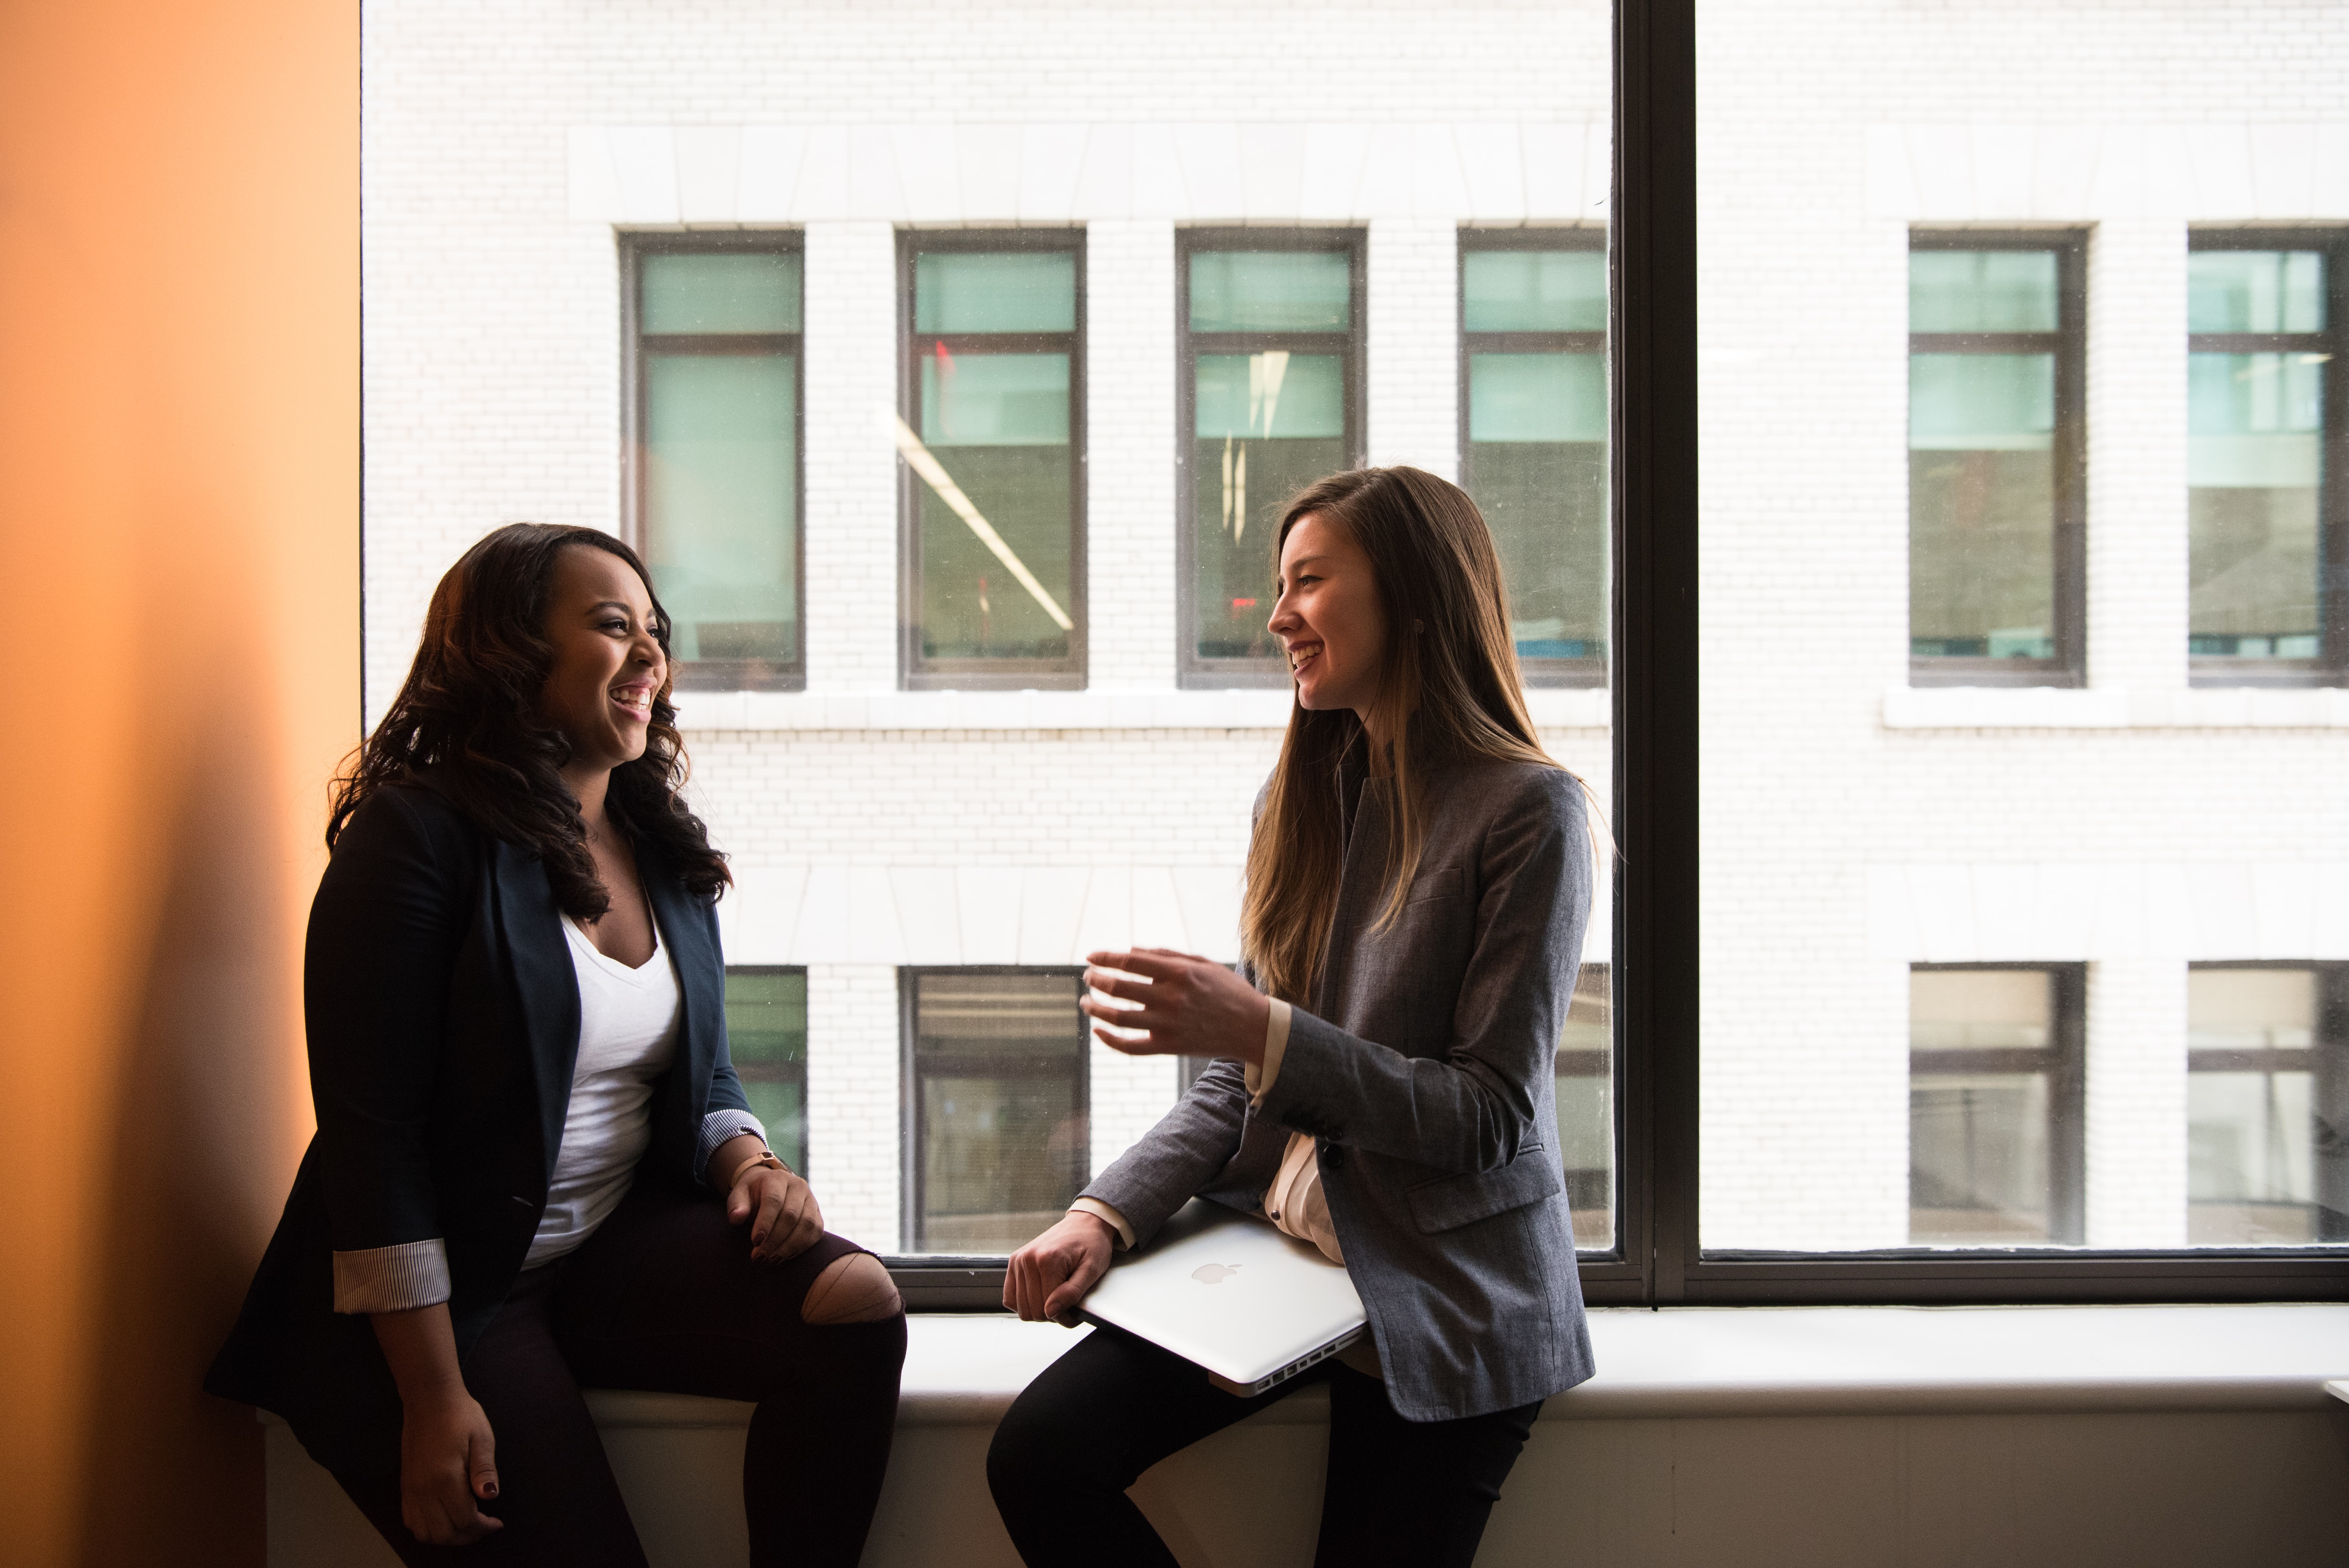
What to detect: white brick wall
<box><xmin>363</xmin><ymin>0</ymin><xmax>2347</xmax><ymax>1259</ymax></box>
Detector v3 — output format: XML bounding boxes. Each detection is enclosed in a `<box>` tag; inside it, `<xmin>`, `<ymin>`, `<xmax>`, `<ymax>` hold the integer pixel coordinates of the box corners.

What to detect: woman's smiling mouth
<box><xmin>609</xmin><ymin>683</ymin><xmax>654</xmax><ymax>721</ymax></box>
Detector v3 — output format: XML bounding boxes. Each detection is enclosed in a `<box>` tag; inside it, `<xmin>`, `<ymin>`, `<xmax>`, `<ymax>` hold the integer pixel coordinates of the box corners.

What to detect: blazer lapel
<box><xmin>489</xmin><ymin>838</ymin><xmax>582</xmax><ymax>1185</ymax></box>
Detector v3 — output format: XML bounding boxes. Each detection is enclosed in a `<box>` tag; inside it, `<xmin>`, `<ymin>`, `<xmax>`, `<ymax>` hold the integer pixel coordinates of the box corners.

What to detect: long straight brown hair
<box><xmin>1240</xmin><ymin>466</ymin><xmax>1596</xmax><ymax>1004</ymax></box>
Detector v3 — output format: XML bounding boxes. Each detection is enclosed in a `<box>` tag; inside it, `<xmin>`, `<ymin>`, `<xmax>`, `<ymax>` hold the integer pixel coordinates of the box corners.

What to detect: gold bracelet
<box><xmin>730</xmin><ymin>1148</ymin><xmax>788</xmax><ymax>1186</ymax></box>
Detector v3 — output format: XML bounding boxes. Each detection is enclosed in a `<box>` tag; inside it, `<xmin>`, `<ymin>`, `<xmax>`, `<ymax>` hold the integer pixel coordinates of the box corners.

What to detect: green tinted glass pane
<box><xmin>1469</xmin><ymin>353</ymin><xmax>1605</xmax><ymax>443</ymax></box>
<box><xmin>642</xmin><ymin>252</ymin><xmax>801</xmax><ymax>334</ymax></box>
<box><xmin>1910</xmin><ymin>251</ymin><xmax>2059</xmax><ymax>333</ymax></box>
<box><xmin>1462</xmin><ymin>249</ymin><xmax>1605</xmax><ymax>331</ymax></box>
<box><xmin>1909</xmin><ymin>353</ymin><xmax>2054</xmax><ymax>450</ymax></box>
<box><xmin>742</xmin><ymin>1079</ymin><xmax>805</xmax><ymax>1176</ymax></box>
<box><xmin>645</xmin><ymin>352</ymin><xmax>797</xmax><ymax>665</ymax></box>
<box><xmin>914</xmin><ymin>252</ymin><xmax>1077</xmax><ymax>333</ymax></box>
<box><xmin>2189</xmin><ymin>353</ymin><xmax>2323</xmax><ymax>655</ymax></box>
<box><xmin>915</xmin><ymin>445</ymin><xmax>1073</xmax><ymax>661</ymax></box>
<box><xmin>1189</xmin><ymin>251</ymin><xmax>1351</xmax><ymax>331</ymax></box>
<box><xmin>1194</xmin><ymin>352</ymin><xmax>1343</xmax><ymax>439</ymax></box>
<box><xmin>919</xmin><ymin>352</ymin><xmax>1070</xmax><ymax>446</ymax></box>
<box><xmin>724</xmin><ymin>970</ymin><xmax>807</xmax><ymax>1064</ymax></box>
<box><xmin>2188</xmin><ymin>250</ymin><xmax>2325</xmax><ymax>334</ymax></box>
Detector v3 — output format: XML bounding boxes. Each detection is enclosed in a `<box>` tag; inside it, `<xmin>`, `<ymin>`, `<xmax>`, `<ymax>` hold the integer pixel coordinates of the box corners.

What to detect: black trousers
<box><xmin>987</xmin><ymin>1325</ymin><xmax>1542</xmax><ymax>1568</ymax></box>
<box><xmin>304</xmin><ymin>1183</ymin><xmax>905</xmax><ymax>1568</ymax></box>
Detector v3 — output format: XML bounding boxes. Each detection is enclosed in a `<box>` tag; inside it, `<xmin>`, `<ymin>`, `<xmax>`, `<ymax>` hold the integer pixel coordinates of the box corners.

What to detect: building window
<box><xmin>724</xmin><ymin>967</ymin><xmax>808</xmax><ymax>1174</ymax></box>
<box><xmin>2188</xmin><ymin>965</ymin><xmax>2349</xmax><ymax>1245</ymax></box>
<box><xmin>2187</xmin><ymin>233</ymin><xmax>2346</xmax><ymax>684</ymax></box>
<box><xmin>1459</xmin><ymin>231</ymin><xmax>1609</xmax><ymax>687</ymax></box>
<box><xmin>897</xmin><ymin>233</ymin><xmax>1085</xmax><ymax>690</ymax></box>
<box><xmin>903</xmin><ymin>969</ymin><xmax>1089</xmax><ymax>1254</ymax></box>
<box><xmin>1907</xmin><ymin>233</ymin><xmax>2085</xmax><ymax>686</ymax></box>
<box><xmin>625</xmin><ymin>237</ymin><xmax>804</xmax><ymax>691</ymax></box>
<box><xmin>1178</xmin><ymin>229</ymin><xmax>1365</xmax><ymax>687</ymax></box>
<box><xmin>1554</xmin><ymin>963</ymin><xmax>1614</xmax><ymax>1249</ymax></box>
<box><xmin>1909</xmin><ymin>966</ymin><xmax>2084</xmax><ymax>1246</ymax></box>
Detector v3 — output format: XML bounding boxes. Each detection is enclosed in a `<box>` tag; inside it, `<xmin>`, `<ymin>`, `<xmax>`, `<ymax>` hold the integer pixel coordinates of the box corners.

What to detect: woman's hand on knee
<box><xmin>729</xmin><ymin>1164</ymin><xmax>825</xmax><ymax>1263</ymax></box>
<box><xmin>1004</xmin><ymin>1211</ymin><xmax>1114</xmax><ymax>1327</ymax></box>
<box><xmin>398</xmin><ymin>1392</ymin><xmax>502</xmax><ymax>1546</ymax></box>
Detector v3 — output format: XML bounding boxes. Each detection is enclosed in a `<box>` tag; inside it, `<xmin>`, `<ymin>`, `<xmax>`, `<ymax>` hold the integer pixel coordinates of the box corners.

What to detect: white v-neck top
<box><xmin>524</xmin><ymin>914</ymin><xmax>684</xmax><ymax>1266</ymax></box>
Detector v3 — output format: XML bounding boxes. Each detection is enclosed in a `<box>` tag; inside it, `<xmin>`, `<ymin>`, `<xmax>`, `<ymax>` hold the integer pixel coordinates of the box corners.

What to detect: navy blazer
<box><xmin>205</xmin><ymin>780</ymin><xmax>751</xmax><ymax>1431</ymax></box>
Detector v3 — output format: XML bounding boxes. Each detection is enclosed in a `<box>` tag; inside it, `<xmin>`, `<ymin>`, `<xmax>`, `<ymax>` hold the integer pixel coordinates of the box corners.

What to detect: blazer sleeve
<box><xmin>304</xmin><ymin>787</ymin><xmax>475</xmax><ymax>1312</ymax></box>
<box><xmin>1255</xmin><ymin>767</ymin><xmax>1592</xmax><ymax>1174</ymax></box>
<box><xmin>694</xmin><ymin>905</ymin><xmax>764</xmax><ymax>1179</ymax></box>
<box><xmin>1076</xmin><ymin>1057</ymin><xmax>1254</xmax><ymax>1249</ymax></box>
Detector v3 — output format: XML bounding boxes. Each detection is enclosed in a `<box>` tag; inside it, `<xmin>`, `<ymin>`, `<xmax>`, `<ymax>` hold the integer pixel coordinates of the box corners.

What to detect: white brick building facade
<box><xmin>363</xmin><ymin>0</ymin><xmax>2346</xmax><ymax>1255</ymax></box>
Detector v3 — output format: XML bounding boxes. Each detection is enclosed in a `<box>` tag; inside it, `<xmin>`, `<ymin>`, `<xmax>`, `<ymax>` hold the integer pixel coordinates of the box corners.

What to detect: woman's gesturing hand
<box><xmin>730</xmin><ymin>1163</ymin><xmax>825</xmax><ymax>1263</ymax></box>
<box><xmin>398</xmin><ymin>1392</ymin><xmax>502</xmax><ymax>1546</ymax></box>
<box><xmin>1080</xmin><ymin>948</ymin><xmax>1272</xmax><ymax>1063</ymax></box>
<box><xmin>1005</xmin><ymin>1211</ymin><xmax>1116</xmax><ymax>1326</ymax></box>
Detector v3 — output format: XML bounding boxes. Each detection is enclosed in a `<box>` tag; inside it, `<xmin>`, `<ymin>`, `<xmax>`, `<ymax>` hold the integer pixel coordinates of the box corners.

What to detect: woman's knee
<box><xmin>801</xmin><ymin>1252</ymin><xmax>902</xmax><ymax>1325</ymax></box>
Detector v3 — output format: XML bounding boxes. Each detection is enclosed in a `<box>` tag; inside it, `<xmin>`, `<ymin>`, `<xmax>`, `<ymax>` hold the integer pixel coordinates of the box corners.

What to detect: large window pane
<box><xmin>903</xmin><ymin>240</ymin><xmax>1083</xmax><ymax>684</ymax></box>
<box><xmin>724</xmin><ymin>968</ymin><xmax>807</xmax><ymax>1175</ymax></box>
<box><xmin>907</xmin><ymin>971</ymin><xmax>1089</xmax><ymax>1255</ymax></box>
<box><xmin>1181</xmin><ymin>235</ymin><xmax>1360</xmax><ymax>679</ymax></box>
<box><xmin>633</xmin><ymin>243</ymin><xmax>802</xmax><ymax>687</ymax></box>
<box><xmin>1908</xmin><ymin>968</ymin><xmax>2081</xmax><ymax>1247</ymax></box>
<box><xmin>2187</xmin><ymin>966</ymin><xmax>2347</xmax><ymax>1244</ymax></box>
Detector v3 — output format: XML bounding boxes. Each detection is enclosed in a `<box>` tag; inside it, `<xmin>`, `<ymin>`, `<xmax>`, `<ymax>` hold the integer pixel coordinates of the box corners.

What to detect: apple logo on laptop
<box><xmin>1191</xmin><ymin>1263</ymin><xmax>1242</xmax><ymax>1285</ymax></box>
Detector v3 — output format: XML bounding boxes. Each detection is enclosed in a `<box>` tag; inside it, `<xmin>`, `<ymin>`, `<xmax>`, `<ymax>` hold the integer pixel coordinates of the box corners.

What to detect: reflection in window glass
<box><xmin>1184</xmin><ymin>238</ymin><xmax>1358</xmax><ymax>671</ymax></box>
<box><xmin>2187</xmin><ymin>966</ymin><xmax>2347</xmax><ymax>1244</ymax></box>
<box><xmin>1908</xmin><ymin>244</ymin><xmax>2071</xmax><ymax>665</ymax></box>
<box><xmin>904</xmin><ymin>241</ymin><xmax>1081</xmax><ymax>679</ymax></box>
<box><xmin>1461</xmin><ymin>240</ymin><xmax>1607</xmax><ymax>675</ymax></box>
<box><xmin>637</xmin><ymin>247</ymin><xmax>802</xmax><ymax>683</ymax></box>
<box><xmin>2187</xmin><ymin>245</ymin><xmax>2330</xmax><ymax>664</ymax></box>
<box><xmin>1909</xmin><ymin>968</ymin><xmax>2081</xmax><ymax>1246</ymax></box>
<box><xmin>908</xmin><ymin>971</ymin><xmax>1089</xmax><ymax>1254</ymax></box>
<box><xmin>1554</xmin><ymin>964</ymin><xmax>1613</xmax><ymax>1249</ymax></box>
<box><xmin>725</xmin><ymin>968</ymin><xmax>808</xmax><ymax>1174</ymax></box>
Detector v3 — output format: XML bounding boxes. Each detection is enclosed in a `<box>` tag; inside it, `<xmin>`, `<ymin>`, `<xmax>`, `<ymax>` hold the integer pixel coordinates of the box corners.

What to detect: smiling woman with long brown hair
<box><xmin>988</xmin><ymin>466</ymin><xmax>1600</xmax><ymax>1568</ymax></box>
<box><xmin>207</xmin><ymin>524</ymin><xmax>904</xmax><ymax>1567</ymax></box>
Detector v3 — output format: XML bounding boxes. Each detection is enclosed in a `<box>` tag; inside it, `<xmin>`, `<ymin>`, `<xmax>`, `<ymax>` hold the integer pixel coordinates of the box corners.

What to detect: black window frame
<box><xmin>895</xmin><ymin>965</ymin><xmax>1091</xmax><ymax>1264</ymax></box>
<box><xmin>1905</xmin><ymin>228</ymin><xmax>2089</xmax><ymax>689</ymax></box>
<box><xmin>621</xmin><ymin>231</ymin><xmax>807</xmax><ymax>693</ymax></box>
<box><xmin>1906</xmin><ymin>962</ymin><xmax>2086</xmax><ymax>1249</ymax></box>
<box><xmin>884</xmin><ymin>0</ymin><xmax>2349</xmax><ymax>1308</ymax></box>
<box><xmin>2187</xmin><ymin>961</ymin><xmax>2349</xmax><ymax>1244</ymax></box>
<box><xmin>722</xmin><ymin>964</ymin><xmax>809</xmax><ymax>1176</ymax></box>
<box><xmin>895</xmin><ymin>228</ymin><xmax>1089</xmax><ymax>691</ymax></box>
<box><xmin>1175</xmin><ymin>226</ymin><xmax>1367</xmax><ymax>690</ymax></box>
<box><xmin>1457</xmin><ymin>225</ymin><xmax>1611</xmax><ymax>690</ymax></box>
<box><xmin>2185</xmin><ymin>227</ymin><xmax>2349</xmax><ymax>688</ymax></box>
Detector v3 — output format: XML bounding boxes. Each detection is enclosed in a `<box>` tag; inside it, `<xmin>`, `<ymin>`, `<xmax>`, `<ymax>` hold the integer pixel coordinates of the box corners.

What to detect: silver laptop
<box><xmin>1081</xmin><ymin>1198</ymin><xmax>1367</xmax><ymax>1396</ymax></box>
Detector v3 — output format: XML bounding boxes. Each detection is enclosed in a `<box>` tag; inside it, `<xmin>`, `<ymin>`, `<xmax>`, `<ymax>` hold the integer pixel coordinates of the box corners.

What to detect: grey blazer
<box><xmin>1080</xmin><ymin>746</ymin><xmax>1595</xmax><ymax>1421</ymax></box>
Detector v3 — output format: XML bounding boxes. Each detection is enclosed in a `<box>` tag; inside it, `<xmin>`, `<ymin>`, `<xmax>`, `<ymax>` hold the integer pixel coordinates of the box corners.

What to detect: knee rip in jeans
<box><xmin>803</xmin><ymin>1252</ymin><xmax>902</xmax><ymax>1324</ymax></box>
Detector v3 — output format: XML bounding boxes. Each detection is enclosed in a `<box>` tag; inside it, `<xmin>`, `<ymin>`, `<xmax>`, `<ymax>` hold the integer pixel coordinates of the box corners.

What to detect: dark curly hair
<box><xmin>329</xmin><ymin>522</ymin><xmax>730</xmax><ymax>917</ymax></box>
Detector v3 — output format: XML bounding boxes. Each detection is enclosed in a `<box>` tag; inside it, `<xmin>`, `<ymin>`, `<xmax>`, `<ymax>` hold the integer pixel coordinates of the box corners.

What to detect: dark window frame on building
<box><xmin>1458</xmin><ymin>226</ymin><xmax>1610</xmax><ymax>690</ymax></box>
<box><xmin>1906</xmin><ymin>962</ymin><xmax>2087</xmax><ymax>1249</ymax></box>
<box><xmin>621</xmin><ymin>231</ymin><xmax>807</xmax><ymax>692</ymax></box>
<box><xmin>896</xmin><ymin>966</ymin><xmax>1092</xmax><ymax>1260</ymax></box>
<box><xmin>1906</xmin><ymin>229</ymin><xmax>2088</xmax><ymax>690</ymax></box>
<box><xmin>2185</xmin><ymin>228</ymin><xmax>2349</xmax><ymax>688</ymax></box>
<box><xmin>2187</xmin><ymin>961</ymin><xmax>2349</xmax><ymax>1244</ymax></box>
<box><xmin>1175</xmin><ymin>226</ymin><xmax>1367</xmax><ymax>690</ymax></box>
<box><xmin>722</xmin><ymin>965</ymin><xmax>810</xmax><ymax>1176</ymax></box>
<box><xmin>895</xmin><ymin>228</ymin><xmax>1089</xmax><ymax>691</ymax></box>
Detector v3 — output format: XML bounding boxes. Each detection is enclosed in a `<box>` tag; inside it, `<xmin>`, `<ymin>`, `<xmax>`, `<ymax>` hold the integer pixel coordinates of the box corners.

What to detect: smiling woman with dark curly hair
<box><xmin>207</xmin><ymin>523</ymin><xmax>904</xmax><ymax>1568</ymax></box>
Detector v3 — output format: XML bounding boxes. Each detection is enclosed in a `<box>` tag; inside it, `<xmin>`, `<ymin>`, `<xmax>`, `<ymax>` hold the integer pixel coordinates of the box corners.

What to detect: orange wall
<box><xmin>0</xmin><ymin>1</ymin><xmax>357</xmax><ymax>1562</ymax></box>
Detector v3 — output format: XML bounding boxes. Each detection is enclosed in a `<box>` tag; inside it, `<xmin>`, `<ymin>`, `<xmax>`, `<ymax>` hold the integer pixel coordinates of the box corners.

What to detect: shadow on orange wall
<box><xmin>0</xmin><ymin>2</ymin><xmax>357</xmax><ymax>1563</ymax></box>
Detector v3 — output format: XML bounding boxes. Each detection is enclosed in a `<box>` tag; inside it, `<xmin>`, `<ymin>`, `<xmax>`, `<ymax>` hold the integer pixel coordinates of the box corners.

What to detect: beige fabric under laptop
<box><xmin>1079</xmin><ymin>1198</ymin><xmax>1367</xmax><ymax>1396</ymax></box>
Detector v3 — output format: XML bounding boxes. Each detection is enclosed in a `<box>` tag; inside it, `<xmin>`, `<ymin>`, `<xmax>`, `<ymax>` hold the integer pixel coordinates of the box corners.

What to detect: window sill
<box><xmin>672</xmin><ymin>687</ymin><xmax>1610</xmax><ymax>732</ymax></box>
<box><xmin>1884</xmin><ymin>685</ymin><xmax>2349</xmax><ymax>730</ymax></box>
<box><xmin>420</xmin><ymin>1303</ymin><xmax>2349</xmax><ymax>1431</ymax></box>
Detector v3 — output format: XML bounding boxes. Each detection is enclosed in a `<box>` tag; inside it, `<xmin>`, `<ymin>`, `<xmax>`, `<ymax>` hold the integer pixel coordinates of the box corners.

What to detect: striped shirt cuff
<box><xmin>332</xmin><ymin>1239</ymin><xmax>451</xmax><ymax>1314</ymax></box>
<box><xmin>697</xmin><ymin>1108</ymin><xmax>770</xmax><ymax>1184</ymax></box>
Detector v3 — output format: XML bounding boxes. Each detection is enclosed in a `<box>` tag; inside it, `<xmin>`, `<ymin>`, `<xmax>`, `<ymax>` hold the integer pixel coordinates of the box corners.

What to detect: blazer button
<box><xmin>1321</xmin><ymin>1144</ymin><xmax>1347</xmax><ymax>1172</ymax></box>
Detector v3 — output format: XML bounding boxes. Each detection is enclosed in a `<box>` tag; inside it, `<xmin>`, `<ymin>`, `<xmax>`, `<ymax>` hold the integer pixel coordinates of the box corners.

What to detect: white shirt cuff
<box><xmin>1069</xmin><ymin>1196</ymin><xmax>1136</xmax><ymax>1250</ymax></box>
<box><xmin>1243</xmin><ymin>998</ymin><xmax>1293</xmax><ymax>1108</ymax></box>
<box><xmin>333</xmin><ymin>1238</ymin><xmax>452</xmax><ymax>1314</ymax></box>
<box><xmin>698</xmin><ymin>1108</ymin><xmax>771</xmax><ymax>1183</ymax></box>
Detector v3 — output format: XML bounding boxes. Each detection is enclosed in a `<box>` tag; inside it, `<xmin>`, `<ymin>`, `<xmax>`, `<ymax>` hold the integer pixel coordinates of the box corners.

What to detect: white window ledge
<box><xmin>674</xmin><ymin>686</ymin><xmax>1610</xmax><ymax>733</ymax></box>
<box><xmin>495</xmin><ymin>1303</ymin><xmax>2349</xmax><ymax>1431</ymax></box>
<box><xmin>1885</xmin><ymin>685</ymin><xmax>2349</xmax><ymax>730</ymax></box>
